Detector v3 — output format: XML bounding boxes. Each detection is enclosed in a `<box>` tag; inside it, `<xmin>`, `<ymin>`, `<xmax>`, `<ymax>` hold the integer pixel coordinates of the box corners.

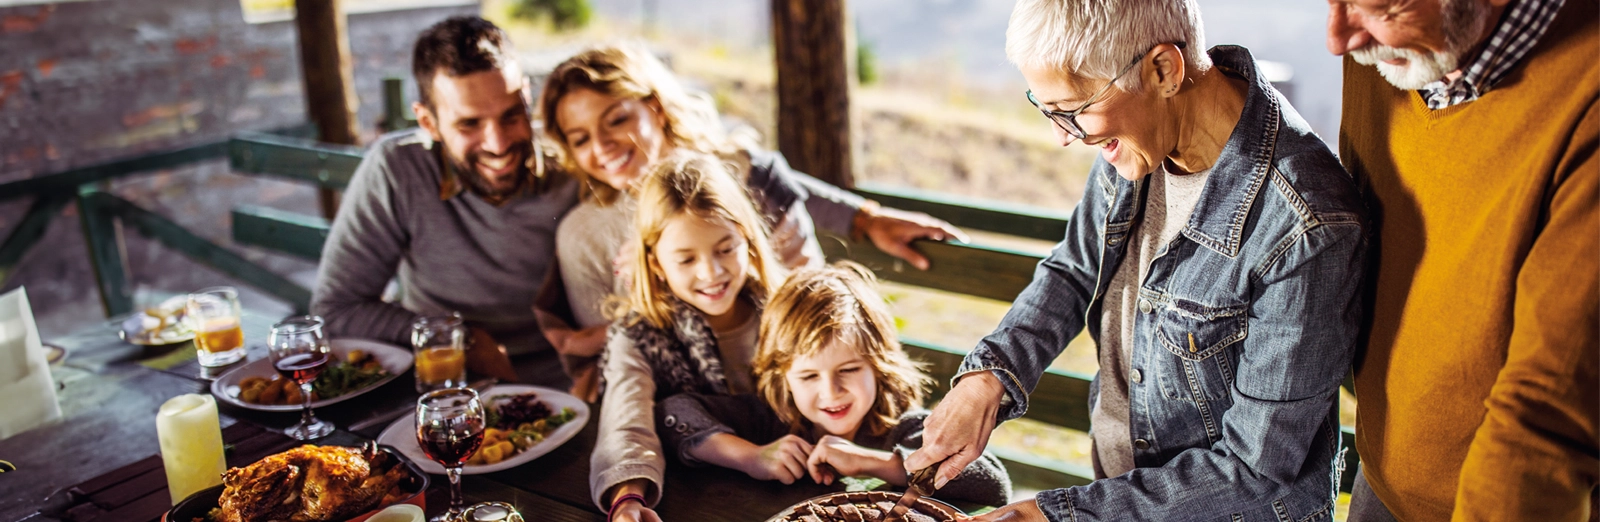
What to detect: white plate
<box><xmin>211</xmin><ymin>339</ymin><xmax>413</xmax><ymax>412</ymax></box>
<box><xmin>376</xmin><ymin>384</ymin><xmax>590</xmax><ymax>475</ymax></box>
<box><xmin>118</xmin><ymin>295</ymin><xmax>194</xmax><ymax>346</ymax></box>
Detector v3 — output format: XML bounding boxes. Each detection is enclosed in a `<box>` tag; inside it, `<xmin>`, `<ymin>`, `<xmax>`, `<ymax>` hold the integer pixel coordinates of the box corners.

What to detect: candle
<box><xmin>156</xmin><ymin>394</ymin><xmax>227</xmax><ymax>505</ymax></box>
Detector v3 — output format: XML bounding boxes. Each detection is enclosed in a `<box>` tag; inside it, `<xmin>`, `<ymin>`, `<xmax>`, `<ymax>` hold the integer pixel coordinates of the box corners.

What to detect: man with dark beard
<box><xmin>311</xmin><ymin>16</ymin><xmax>569</xmax><ymax>384</ymax></box>
<box><xmin>312</xmin><ymin>16</ymin><xmax>966</xmax><ymax>388</ymax></box>
<box><xmin>1327</xmin><ymin>0</ymin><xmax>1596</xmax><ymax>520</ymax></box>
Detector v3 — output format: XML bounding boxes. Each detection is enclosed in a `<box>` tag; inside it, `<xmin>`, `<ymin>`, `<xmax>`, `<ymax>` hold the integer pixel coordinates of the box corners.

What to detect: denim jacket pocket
<box><xmin>1155</xmin><ymin>298</ymin><xmax>1247</xmax><ymax>403</ymax></box>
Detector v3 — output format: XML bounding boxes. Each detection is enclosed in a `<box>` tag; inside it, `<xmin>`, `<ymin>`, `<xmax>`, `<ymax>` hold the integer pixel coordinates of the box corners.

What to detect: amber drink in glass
<box><xmin>412</xmin><ymin>313</ymin><xmax>466</xmax><ymax>393</ymax></box>
<box><xmin>187</xmin><ymin>287</ymin><xmax>245</xmax><ymax>367</ymax></box>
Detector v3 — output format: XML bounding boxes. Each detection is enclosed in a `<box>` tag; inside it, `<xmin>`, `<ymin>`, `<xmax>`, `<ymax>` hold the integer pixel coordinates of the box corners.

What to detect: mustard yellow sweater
<box><xmin>1339</xmin><ymin>1</ymin><xmax>1598</xmax><ymax>520</ymax></box>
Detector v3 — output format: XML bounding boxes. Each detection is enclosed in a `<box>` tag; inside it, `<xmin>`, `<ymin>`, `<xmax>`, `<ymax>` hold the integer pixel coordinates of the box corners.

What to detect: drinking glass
<box><xmin>268</xmin><ymin>316</ymin><xmax>334</xmax><ymax>440</ymax></box>
<box><xmin>187</xmin><ymin>287</ymin><xmax>245</xmax><ymax>367</ymax></box>
<box><xmin>416</xmin><ymin>387</ymin><xmax>485</xmax><ymax>522</ymax></box>
<box><xmin>411</xmin><ymin>313</ymin><xmax>467</xmax><ymax>393</ymax></box>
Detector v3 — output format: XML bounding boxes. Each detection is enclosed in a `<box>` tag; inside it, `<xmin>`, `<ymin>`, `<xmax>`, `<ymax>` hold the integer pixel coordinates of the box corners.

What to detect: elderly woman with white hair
<box><xmin>904</xmin><ymin>1</ymin><xmax>1369</xmax><ymax>520</ymax></box>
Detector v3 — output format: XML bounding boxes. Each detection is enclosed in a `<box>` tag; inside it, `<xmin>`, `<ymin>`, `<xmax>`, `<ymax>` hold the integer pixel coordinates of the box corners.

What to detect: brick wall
<box><xmin>0</xmin><ymin>0</ymin><xmax>477</xmax><ymax>337</ymax></box>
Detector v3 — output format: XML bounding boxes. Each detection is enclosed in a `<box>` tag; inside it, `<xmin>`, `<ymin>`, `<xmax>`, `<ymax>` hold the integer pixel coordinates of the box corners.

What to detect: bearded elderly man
<box><xmin>1328</xmin><ymin>0</ymin><xmax>1597</xmax><ymax>520</ymax></box>
<box><xmin>312</xmin><ymin>16</ymin><xmax>965</xmax><ymax>388</ymax></box>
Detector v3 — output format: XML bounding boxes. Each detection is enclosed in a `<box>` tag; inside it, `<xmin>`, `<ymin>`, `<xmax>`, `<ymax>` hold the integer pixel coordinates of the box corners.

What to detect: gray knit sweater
<box><xmin>310</xmin><ymin>131</ymin><xmax>579</xmax><ymax>367</ymax></box>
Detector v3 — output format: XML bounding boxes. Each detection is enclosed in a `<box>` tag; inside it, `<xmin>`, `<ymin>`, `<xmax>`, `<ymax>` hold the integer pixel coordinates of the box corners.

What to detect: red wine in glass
<box><xmin>274</xmin><ymin>352</ymin><xmax>331</xmax><ymax>385</ymax></box>
<box><xmin>268</xmin><ymin>316</ymin><xmax>334</xmax><ymax>440</ymax></box>
<box><xmin>416</xmin><ymin>387</ymin><xmax>486</xmax><ymax>522</ymax></box>
<box><xmin>419</xmin><ymin>424</ymin><xmax>484</xmax><ymax>467</ymax></box>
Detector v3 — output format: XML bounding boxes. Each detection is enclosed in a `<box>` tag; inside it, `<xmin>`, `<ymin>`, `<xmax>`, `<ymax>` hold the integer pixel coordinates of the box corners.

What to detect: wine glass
<box><xmin>416</xmin><ymin>387</ymin><xmax>486</xmax><ymax>522</ymax></box>
<box><xmin>267</xmin><ymin>316</ymin><xmax>334</xmax><ymax>440</ymax></box>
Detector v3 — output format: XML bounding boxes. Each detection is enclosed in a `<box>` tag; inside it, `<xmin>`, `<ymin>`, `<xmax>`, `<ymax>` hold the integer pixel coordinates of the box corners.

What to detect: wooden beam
<box><xmin>854</xmin><ymin>182</ymin><xmax>1072</xmax><ymax>242</ymax></box>
<box><xmin>293</xmin><ymin>0</ymin><xmax>359</xmax><ymax>219</ymax></box>
<box><xmin>0</xmin><ymin>142</ymin><xmax>229</xmax><ymax>204</ymax></box>
<box><xmin>819</xmin><ymin>232</ymin><xmax>1043</xmax><ymax>303</ymax></box>
<box><xmin>83</xmin><ymin>192</ymin><xmax>313</xmax><ymax>314</ymax></box>
<box><xmin>228</xmin><ymin>132</ymin><xmax>364</xmax><ymax>189</ymax></box>
<box><xmin>77</xmin><ymin>186</ymin><xmax>134</xmax><ymax>317</ymax></box>
<box><xmin>0</xmin><ymin>192</ymin><xmax>72</xmax><ymax>284</ymax></box>
<box><xmin>380</xmin><ymin>77</ymin><xmax>418</xmax><ymax>132</ymax></box>
<box><xmin>231</xmin><ymin>206</ymin><xmax>330</xmax><ymax>261</ymax></box>
<box><xmin>771</xmin><ymin>0</ymin><xmax>857</xmax><ymax>187</ymax></box>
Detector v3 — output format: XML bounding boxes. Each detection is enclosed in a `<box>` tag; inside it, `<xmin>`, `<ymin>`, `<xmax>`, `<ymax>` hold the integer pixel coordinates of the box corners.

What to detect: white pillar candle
<box><xmin>156</xmin><ymin>393</ymin><xmax>227</xmax><ymax>505</ymax></box>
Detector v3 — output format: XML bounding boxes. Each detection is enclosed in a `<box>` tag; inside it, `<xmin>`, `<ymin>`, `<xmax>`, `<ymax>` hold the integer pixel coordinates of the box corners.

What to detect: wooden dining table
<box><xmin>0</xmin><ymin>310</ymin><xmax>983</xmax><ymax>522</ymax></box>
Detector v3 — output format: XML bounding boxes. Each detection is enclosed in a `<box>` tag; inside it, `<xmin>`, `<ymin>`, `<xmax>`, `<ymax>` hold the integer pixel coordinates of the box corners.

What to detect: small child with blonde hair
<box><xmin>656</xmin><ymin>262</ymin><xmax>1011</xmax><ymax>505</ymax></box>
<box><xmin>591</xmin><ymin>150</ymin><xmax>788</xmax><ymax>521</ymax></box>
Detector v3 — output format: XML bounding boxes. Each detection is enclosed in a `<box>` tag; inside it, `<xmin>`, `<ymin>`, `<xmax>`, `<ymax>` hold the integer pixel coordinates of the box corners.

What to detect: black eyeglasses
<box><xmin>1026</xmin><ymin>42</ymin><xmax>1186</xmax><ymax>140</ymax></box>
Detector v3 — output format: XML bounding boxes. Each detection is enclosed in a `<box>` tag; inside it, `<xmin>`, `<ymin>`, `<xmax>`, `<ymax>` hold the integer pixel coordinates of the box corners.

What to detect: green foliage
<box><xmin>510</xmin><ymin>0</ymin><xmax>592</xmax><ymax>31</ymax></box>
<box><xmin>857</xmin><ymin>41</ymin><xmax>879</xmax><ymax>85</ymax></box>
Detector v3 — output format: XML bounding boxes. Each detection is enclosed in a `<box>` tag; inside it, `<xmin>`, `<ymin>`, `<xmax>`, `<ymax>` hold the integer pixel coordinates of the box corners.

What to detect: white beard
<box><xmin>1350</xmin><ymin>44</ymin><xmax>1462</xmax><ymax>90</ymax></box>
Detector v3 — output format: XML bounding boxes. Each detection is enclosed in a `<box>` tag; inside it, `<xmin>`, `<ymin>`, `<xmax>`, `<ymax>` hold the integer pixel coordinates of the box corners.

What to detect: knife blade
<box><xmin>884</xmin><ymin>460</ymin><xmax>942</xmax><ymax>522</ymax></box>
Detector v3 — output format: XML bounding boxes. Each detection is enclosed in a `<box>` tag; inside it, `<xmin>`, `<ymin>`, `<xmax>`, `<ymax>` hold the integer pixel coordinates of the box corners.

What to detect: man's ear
<box><xmin>414</xmin><ymin>101</ymin><xmax>443</xmax><ymax>142</ymax></box>
<box><xmin>1148</xmin><ymin>43</ymin><xmax>1187</xmax><ymax>98</ymax></box>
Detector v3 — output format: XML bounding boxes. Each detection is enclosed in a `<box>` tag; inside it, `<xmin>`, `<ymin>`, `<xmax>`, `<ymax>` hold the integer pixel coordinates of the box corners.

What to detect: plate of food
<box><xmin>376</xmin><ymin>384</ymin><xmax>589</xmax><ymax>475</ymax></box>
<box><xmin>212</xmin><ymin>339</ymin><xmax>412</xmax><ymax>412</ymax></box>
<box><xmin>119</xmin><ymin>295</ymin><xmax>195</xmax><ymax>346</ymax></box>
<box><xmin>766</xmin><ymin>491</ymin><xmax>964</xmax><ymax>522</ymax></box>
<box><xmin>164</xmin><ymin>442</ymin><xmax>427</xmax><ymax>522</ymax></box>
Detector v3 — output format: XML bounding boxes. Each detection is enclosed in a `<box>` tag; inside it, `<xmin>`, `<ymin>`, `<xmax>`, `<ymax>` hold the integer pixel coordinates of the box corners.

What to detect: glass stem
<box><xmin>299</xmin><ymin>382</ymin><xmax>315</xmax><ymax>429</ymax></box>
<box><xmin>447</xmin><ymin>466</ymin><xmax>465</xmax><ymax>514</ymax></box>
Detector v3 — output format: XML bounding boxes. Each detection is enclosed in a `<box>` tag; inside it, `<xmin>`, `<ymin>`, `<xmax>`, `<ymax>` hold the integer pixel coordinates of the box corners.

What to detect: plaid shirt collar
<box><xmin>1421</xmin><ymin>0</ymin><xmax>1564</xmax><ymax>109</ymax></box>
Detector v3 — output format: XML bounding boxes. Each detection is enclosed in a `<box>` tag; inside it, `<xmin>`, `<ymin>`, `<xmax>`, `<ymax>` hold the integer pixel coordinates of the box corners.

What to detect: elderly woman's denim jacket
<box><xmin>957</xmin><ymin>46</ymin><xmax>1367</xmax><ymax>522</ymax></box>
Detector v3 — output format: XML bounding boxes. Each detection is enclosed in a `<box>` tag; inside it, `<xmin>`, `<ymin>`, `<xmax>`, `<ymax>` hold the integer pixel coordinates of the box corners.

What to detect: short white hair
<box><xmin>1006</xmin><ymin>0</ymin><xmax>1211</xmax><ymax>92</ymax></box>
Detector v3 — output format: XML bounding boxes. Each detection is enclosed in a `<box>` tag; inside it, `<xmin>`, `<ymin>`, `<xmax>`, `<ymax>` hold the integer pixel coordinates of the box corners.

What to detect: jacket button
<box><xmin>1134</xmin><ymin>439</ymin><xmax>1150</xmax><ymax>450</ymax></box>
<box><xmin>1138</xmin><ymin>299</ymin><xmax>1154</xmax><ymax>314</ymax></box>
<box><xmin>664</xmin><ymin>415</ymin><xmax>676</xmax><ymax>427</ymax></box>
<box><xmin>1130</xmin><ymin>369</ymin><xmax>1143</xmax><ymax>383</ymax></box>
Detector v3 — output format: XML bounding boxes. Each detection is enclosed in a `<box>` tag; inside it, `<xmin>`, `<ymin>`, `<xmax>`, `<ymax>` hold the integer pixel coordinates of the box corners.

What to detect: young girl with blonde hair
<box><xmin>654</xmin><ymin>262</ymin><xmax>1011</xmax><ymax>506</ymax></box>
<box><xmin>592</xmin><ymin>150</ymin><xmax>788</xmax><ymax>522</ymax></box>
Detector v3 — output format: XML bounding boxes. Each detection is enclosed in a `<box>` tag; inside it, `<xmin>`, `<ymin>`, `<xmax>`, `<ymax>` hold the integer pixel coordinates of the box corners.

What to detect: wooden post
<box><xmin>293</xmin><ymin>0</ymin><xmax>359</xmax><ymax>219</ymax></box>
<box><xmin>77</xmin><ymin>186</ymin><xmax>134</xmax><ymax>317</ymax></box>
<box><xmin>381</xmin><ymin>77</ymin><xmax>408</xmax><ymax>133</ymax></box>
<box><xmin>771</xmin><ymin>0</ymin><xmax>858</xmax><ymax>188</ymax></box>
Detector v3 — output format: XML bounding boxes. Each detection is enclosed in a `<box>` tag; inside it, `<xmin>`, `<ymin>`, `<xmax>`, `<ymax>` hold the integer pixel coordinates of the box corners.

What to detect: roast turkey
<box><xmin>214</xmin><ymin>444</ymin><xmax>407</xmax><ymax>522</ymax></box>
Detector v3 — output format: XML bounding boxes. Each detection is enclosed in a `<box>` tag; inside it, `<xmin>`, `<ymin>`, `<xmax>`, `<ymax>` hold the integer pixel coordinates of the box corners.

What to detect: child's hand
<box><xmin>744</xmin><ymin>434</ymin><xmax>814</xmax><ymax>484</ymax></box>
<box><xmin>805</xmin><ymin>435</ymin><xmax>900</xmax><ymax>486</ymax></box>
<box><xmin>609</xmin><ymin>499</ymin><xmax>663</xmax><ymax>522</ymax></box>
<box><xmin>613</xmin><ymin>242</ymin><xmax>638</xmax><ymax>289</ymax></box>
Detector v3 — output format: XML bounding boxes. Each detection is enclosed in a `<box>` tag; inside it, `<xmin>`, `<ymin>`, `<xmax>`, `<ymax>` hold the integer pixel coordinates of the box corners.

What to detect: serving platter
<box><xmin>765</xmin><ymin>491</ymin><xmax>965</xmax><ymax>522</ymax></box>
<box><xmin>376</xmin><ymin>384</ymin><xmax>590</xmax><ymax>475</ymax></box>
<box><xmin>211</xmin><ymin>339</ymin><xmax>412</xmax><ymax>412</ymax></box>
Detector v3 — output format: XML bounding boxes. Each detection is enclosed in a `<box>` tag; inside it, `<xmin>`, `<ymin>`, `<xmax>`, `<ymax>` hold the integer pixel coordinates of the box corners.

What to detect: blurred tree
<box><xmin>510</xmin><ymin>0</ymin><xmax>592</xmax><ymax>31</ymax></box>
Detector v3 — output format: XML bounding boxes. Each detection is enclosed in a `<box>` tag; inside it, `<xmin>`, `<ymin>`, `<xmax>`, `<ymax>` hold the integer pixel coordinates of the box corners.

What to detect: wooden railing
<box><xmin>2</xmin><ymin>88</ymin><xmax>1360</xmax><ymax>496</ymax></box>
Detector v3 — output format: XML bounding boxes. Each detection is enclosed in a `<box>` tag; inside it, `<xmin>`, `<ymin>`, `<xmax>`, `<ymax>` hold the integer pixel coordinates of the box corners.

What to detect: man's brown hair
<box><xmin>412</xmin><ymin>16</ymin><xmax>514</xmax><ymax>108</ymax></box>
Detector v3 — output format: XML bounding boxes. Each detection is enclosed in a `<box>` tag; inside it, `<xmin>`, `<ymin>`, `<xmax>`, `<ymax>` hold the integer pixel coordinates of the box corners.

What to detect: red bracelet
<box><xmin>607</xmin><ymin>492</ymin><xmax>646</xmax><ymax>520</ymax></box>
